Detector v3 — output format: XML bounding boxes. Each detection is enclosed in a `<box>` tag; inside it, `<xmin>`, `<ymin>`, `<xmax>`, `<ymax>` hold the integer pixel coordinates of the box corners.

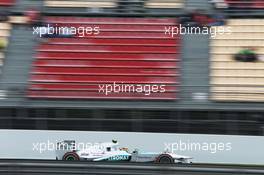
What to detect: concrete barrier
<box><xmin>0</xmin><ymin>129</ymin><xmax>263</xmax><ymax>165</ymax></box>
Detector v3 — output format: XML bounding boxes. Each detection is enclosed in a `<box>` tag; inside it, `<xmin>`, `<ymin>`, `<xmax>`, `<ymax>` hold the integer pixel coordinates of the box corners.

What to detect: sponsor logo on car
<box><xmin>108</xmin><ymin>155</ymin><xmax>130</xmax><ymax>161</ymax></box>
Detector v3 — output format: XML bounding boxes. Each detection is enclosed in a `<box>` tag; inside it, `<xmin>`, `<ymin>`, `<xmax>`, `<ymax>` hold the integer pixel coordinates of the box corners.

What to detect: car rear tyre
<box><xmin>156</xmin><ymin>154</ymin><xmax>174</xmax><ymax>164</ymax></box>
<box><xmin>63</xmin><ymin>152</ymin><xmax>80</xmax><ymax>161</ymax></box>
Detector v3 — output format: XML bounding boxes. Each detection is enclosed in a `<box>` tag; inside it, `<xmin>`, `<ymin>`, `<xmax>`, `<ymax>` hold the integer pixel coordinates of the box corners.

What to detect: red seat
<box><xmin>49</xmin><ymin>24</ymin><xmax>175</xmax><ymax>31</ymax></box>
<box><xmin>33</xmin><ymin>60</ymin><xmax>178</xmax><ymax>68</ymax></box>
<box><xmin>28</xmin><ymin>17</ymin><xmax>181</xmax><ymax>100</ymax></box>
<box><xmin>32</xmin><ymin>67</ymin><xmax>178</xmax><ymax>76</ymax></box>
<box><xmin>253</xmin><ymin>0</ymin><xmax>264</xmax><ymax>8</ymax></box>
<box><xmin>73</xmin><ymin>31</ymin><xmax>177</xmax><ymax>39</ymax></box>
<box><xmin>47</xmin><ymin>38</ymin><xmax>179</xmax><ymax>46</ymax></box>
<box><xmin>27</xmin><ymin>90</ymin><xmax>177</xmax><ymax>100</ymax></box>
<box><xmin>29</xmin><ymin>82</ymin><xmax>180</xmax><ymax>100</ymax></box>
<box><xmin>30</xmin><ymin>75</ymin><xmax>178</xmax><ymax>84</ymax></box>
<box><xmin>225</xmin><ymin>0</ymin><xmax>264</xmax><ymax>8</ymax></box>
<box><xmin>38</xmin><ymin>45</ymin><xmax>179</xmax><ymax>53</ymax></box>
<box><xmin>29</xmin><ymin>84</ymin><xmax>178</xmax><ymax>92</ymax></box>
<box><xmin>36</xmin><ymin>52</ymin><xmax>178</xmax><ymax>61</ymax></box>
<box><xmin>0</xmin><ymin>0</ymin><xmax>15</xmax><ymax>6</ymax></box>
<box><xmin>36</xmin><ymin>53</ymin><xmax>179</xmax><ymax>61</ymax></box>
<box><xmin>45</xmin><ymin>17</ymin><xmax>177</xmax><ymax>24</ymax></box>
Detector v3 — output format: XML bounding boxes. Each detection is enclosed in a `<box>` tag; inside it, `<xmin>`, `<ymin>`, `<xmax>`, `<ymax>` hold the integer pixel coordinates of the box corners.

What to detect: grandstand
<box><xmin>28</xmin><ymin>17</ymin><xmax>180</xmax><ymax>100</ymax></box>
<box><xmin>0</xmin><ymin>0</ymin><xmax>263</xmax><ymax>135</ymax></box>
<box><xmin>210</xmin><ymin>19</ymin><xmax>264</xmax><ymax>102</ymax></box>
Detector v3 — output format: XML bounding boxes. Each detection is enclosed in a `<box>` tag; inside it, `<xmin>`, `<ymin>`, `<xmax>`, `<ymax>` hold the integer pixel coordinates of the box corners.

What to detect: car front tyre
<box><xmin>155</xmin><ymin>154</ymin><xmax>174</xmax><ymax>164</ymax></box>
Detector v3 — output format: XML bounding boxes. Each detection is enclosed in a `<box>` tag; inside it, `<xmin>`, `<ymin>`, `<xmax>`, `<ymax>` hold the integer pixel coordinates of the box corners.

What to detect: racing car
<box><xmin>55</xmin><ymin>140</ymin><xmax>193</xmax><ymax>164</ymax></box>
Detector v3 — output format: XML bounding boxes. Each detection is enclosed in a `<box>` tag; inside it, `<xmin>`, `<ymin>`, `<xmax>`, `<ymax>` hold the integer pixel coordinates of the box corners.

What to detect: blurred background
<box><xmin>0</xmin><ymin>0</ymin><xmax>263</xmax><ymax>136</ymax></box>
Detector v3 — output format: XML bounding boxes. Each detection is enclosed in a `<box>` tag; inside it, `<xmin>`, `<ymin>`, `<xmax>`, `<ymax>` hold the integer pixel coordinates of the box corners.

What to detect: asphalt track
<box><xmin>0</xmin><ymin>160</ymin><xmax>263</xmax><ymax>175</ymax></box>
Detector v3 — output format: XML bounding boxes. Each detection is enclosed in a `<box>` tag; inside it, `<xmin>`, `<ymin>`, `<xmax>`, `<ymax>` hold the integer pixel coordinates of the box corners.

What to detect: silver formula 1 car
<box><xmin>55</xmin><ymin>140</ymin><xmax>193</xmax><ymax>164</ymax></box>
